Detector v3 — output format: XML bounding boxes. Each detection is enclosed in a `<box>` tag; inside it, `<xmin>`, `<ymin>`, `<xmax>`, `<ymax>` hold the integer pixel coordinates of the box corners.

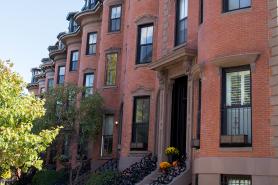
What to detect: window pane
<box><xmin>48</xmin><ymin>79</ymin><xmax>54</xmax><ymax>89</ymax></box>
<box><xmin>115</xmin><ymin>19</ymin><xmax>121</xmax><ymax>31</ymax></box>
<box><xmin>88</xmin><ymin>44</ymin><xmax>96</xmax><ymax>55</ymax></box>
<box><xmin>59</xmin><ymin>66</ymin><xmax>65</xmax><ymax>75</ymax></box>
<box><xmin>140</xmin><ymin>27</ymin><xmax>148</xmax><ymax>44</ymax></box>
<box><xmin>179</xmin><ymin>0</ymin><xmax>188</xmax><ymax>20</ymax></box>
<box><xmin>226</xmin><ymin>70</ymin><xmax>250</xmax><ymax>106</ymax></box>
<box><xmin>240</xmin><ymin>0</ymin><xmax>251</xmax><ymax>8</ymax></box>
<box><xmin>72</xmin><ymin>51</ymin><xmax>79</xmax><ymax>61</ymax></box>
<box><xmin>89</xmin><ymin>33</ymin><xmax>97</xmax><ymax>44</ymax></box>
<box><xmin>111</xmin><ymin>6</ymin><xmax>121</xmax><ymax>19</ymax></box>
<box><xmin>146</xmin><ymin>26</ymin><xmax>153</xmax><ymax>44</ymax></box>
<box><xmin>229</xmin><ymin>0</ymin><xmax>240</xmax><ymax>10</ymax></box>
<box><xmin>71</xmin><ymin>61</ymin><xmax>78</xmax><ymax>71</ymax></box>
<box><xmin>103</xmin><ymin>115</ymin><xmax>114</xmax><ymax>135</ymax></box>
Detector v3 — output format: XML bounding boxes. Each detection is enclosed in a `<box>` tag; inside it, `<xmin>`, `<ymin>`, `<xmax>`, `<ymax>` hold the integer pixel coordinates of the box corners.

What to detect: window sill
<box><xmin>69</xmin><ymin>70</ymin><xmax>78</xmax><ymax>73</ymax></box>
<box><xmin>85</xmin><ymin>53</ymin><xmax>96</xmax><ymax>57</ymax></box>
<box><xmin>219</xmin><ymin>147</ymin><xmax>253</xmax><ymax>152</ymax></box>
<box><xmin>222</xmin><ymin>7</ymin><xmax>252</xmax><ymax>15</ymax></box>
<box><xmin>173</xmin><ymin>43</ymin><xmax>186</xmax><ymax>51</ymax></box>
<box><xmin>134</xmin><ymin>63</ymin><xmax>150</xmax><ymax>69</ymax></box>
<box><xmin>103</xmin><ymin>85</ymin><xmax>117</xmax><ymax>89</ymax></box>
<box><xmin>107</xmin><ymin>30</ymin><xmax>122</xmax><ymax>35</ymax></box>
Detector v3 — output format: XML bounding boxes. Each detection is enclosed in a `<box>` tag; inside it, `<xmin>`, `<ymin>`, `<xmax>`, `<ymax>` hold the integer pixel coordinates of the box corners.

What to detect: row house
<box><xmin>27</xmin><ymin>0</ymin><xmax>278</xmax><ymax>184</ymax></box>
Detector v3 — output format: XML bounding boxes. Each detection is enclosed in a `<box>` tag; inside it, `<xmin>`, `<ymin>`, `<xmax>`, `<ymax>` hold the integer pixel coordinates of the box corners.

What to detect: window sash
<box><xmin>224</xmin><ymin>0</ymin><xmax>251</xmax><ymax>12</ymax></box>
<box><xmin>70</xmin><ymin>51</ymin><xmax>79</xmax><ymax>71</ymax></box>
<box><xmin>58</xmin><ymin>66</ymin><xmax>65</xmax><ymax>84</ymax></box>
<box><xmin>101</xmin><ymin>115</ymin><xmax>114</xmax><ymax>156</ymax></box>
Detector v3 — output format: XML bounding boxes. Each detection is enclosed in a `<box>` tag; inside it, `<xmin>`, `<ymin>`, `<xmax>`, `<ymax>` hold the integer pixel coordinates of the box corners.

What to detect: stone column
<box><xmin>157</xmin><ymin>70</ymin><xmax>168</xmax><ymax>163</ymax></box>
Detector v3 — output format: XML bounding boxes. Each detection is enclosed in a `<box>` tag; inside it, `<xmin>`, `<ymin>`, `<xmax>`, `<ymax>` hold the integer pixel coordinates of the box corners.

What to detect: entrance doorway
<box><xmin>170</xmin><ymin>76</ymin><xmax>187</xmax><ymax>156</ymax></box>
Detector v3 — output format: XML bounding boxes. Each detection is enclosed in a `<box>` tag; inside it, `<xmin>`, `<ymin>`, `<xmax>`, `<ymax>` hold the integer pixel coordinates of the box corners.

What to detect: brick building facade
<box><xmin>27</xmin><ymin>0</ymin><xmax>278</xmax><ymax>184</ymax></box>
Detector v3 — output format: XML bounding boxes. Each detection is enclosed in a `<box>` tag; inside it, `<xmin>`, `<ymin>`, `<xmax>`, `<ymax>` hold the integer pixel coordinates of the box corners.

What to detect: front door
<box><xmin>171</xmin><ymin>76</ymin><xmax>187</xmax><ymax>156</ymax></box>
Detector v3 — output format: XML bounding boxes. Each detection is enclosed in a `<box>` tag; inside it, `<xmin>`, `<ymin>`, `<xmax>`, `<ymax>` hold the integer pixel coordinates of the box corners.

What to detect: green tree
<box><xmin>0</xmin><ymin>60</ymin><xmax>60</xmax><ymax>181</ymax></box>
<box><xmin>33</xmin><ymin>83</ymin><xmax>104</xmax><ymax>185</ymax></box>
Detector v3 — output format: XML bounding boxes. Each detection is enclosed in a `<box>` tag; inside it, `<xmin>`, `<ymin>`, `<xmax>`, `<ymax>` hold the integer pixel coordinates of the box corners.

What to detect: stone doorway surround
<box><xmin>149</xmin><ymin>47</ymin><xmax>196</xmax><ymax>163</ymax></box>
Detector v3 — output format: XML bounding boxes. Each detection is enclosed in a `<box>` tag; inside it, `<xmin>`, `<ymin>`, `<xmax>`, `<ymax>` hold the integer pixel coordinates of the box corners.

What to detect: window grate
<box><xmin>221</xmin><ymin>175</ymin><xmax>251</xmax><ymax>185</ymax></box>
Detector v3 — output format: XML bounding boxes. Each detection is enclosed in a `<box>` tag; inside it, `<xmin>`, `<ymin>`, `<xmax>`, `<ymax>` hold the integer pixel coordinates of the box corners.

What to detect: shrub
<box><xmin>86</xmin><ymin>171</ymin><xmax>119</xmax><ymax>185</ymax></box>
<box><xmin>31</xmin><ymin>169</ymin><xmax>68</xmax><ymax>185</ymax></box>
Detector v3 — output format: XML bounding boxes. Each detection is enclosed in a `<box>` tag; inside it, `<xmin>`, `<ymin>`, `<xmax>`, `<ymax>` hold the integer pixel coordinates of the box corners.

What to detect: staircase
<box><xmin>73</xmin><ymin>158</ymin><xmax>118</xmax><ymax>185</ymax></box>
<box><xmin>141</xmin><ymin>156</ymin><xmax>191</xmax><ymax>185</ymax></box>
<box><xmin>73</xmin><ymin>153</ymin><xmax>157</xmax><ymax>185</ymax></box>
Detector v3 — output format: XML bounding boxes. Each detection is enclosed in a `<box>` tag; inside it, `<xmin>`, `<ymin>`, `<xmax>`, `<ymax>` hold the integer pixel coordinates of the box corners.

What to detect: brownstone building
<box><xmin>27</xmin><ymin>0</ymin><xmax>278</xmax><ymax>184</ymax></box>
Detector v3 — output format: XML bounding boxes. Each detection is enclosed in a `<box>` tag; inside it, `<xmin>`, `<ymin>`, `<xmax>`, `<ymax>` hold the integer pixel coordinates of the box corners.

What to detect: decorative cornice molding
<box><xmin>135</xmin><ymin>14</ymin><xmax>158</xmax><ymax>25</ymax></box>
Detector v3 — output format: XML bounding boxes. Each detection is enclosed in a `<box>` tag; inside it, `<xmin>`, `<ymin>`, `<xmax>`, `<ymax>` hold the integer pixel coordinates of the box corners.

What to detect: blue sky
<box><xmin>0</xmin><ymin>0</ymin><xmax>83</xmax><ymax>83</ymax></box>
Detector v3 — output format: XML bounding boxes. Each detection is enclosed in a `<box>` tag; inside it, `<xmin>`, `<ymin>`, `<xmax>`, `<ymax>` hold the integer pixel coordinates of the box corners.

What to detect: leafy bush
<box><xmin>86</xmin><ymin>171</ymin><xmax>119</xmax><ymax>185</ymax></box>
<box><xmin>31</xmin><ymin>169</ymin><xmax>68</xmax><ymax>185</ymax></box>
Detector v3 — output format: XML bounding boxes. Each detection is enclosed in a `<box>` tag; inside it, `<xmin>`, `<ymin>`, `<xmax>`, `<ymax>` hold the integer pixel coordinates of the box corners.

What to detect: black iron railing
<box><xmin>73</xmin><ymin>158</ymin><xmax>118</xmax><ymax>185</ymax></box>
<box><xmin>150</xmin><ymin>156</ymin><xmax>187</xmax><ymax>185</ymax></box>
<box><xmin>100</xmin><ymin>153</ymin><xmax>157</xmax><ymax>185</ymax></box>
<box><xmin>95</xmin><ymin>158</ymin><xmax>118</xmax><ymax>174</ymax></box>
<box><xmin>221</xmin><ymin>106</ymin><xmax>252</xmax><ymax>146</ymax></box>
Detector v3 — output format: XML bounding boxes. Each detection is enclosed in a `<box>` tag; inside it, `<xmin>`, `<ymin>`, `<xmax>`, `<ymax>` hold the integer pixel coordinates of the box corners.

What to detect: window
<box><xmin>57</xmin><ymin>66</ymin><xmax>65</xmax><ymax>84</ymax></box>
<box><xmin>40</xmin><ymin>87</ymin><xmax>46</xmax><ymax>94</ymax></box>
<box><xmin>61</xmin><ymin>134</ymin><xmax>70</xmax><ymax>161</ymax></box>
<box><xmin>109</xmin><ymin>5</ymin><xmax>121</xmax><ymax>32</ymax></box>
<box><xmin>221</xmin><ymin>175</ymin><xmax>251</xmax><ymax>185</ymax></box>
<box><xmin>176</xmin><ymin>0</ymin><xmax>188</xmax><ymax>46</ymax></box>
<box><xmin>221</xmin><ymin>66</ymin><xmax>252</xmax><ymax>146</ymax></box>
<box><xmin>137</xmin><ymin>24</ymin><xmax>154</xmax><ymax>64</ymax></box>
<box><xmin>101</xmin><ymin>115</ymin><xmax>114</xmax><ymax>157</ymax></box>
<box><xmin>200</xmin><ymin>0</ymin><xmax>204</xmax><ymax>24</ymax></box>
<box><xmin>84</xmin><ymin>73</ymin><xmax>94</xmax><ymax>97</ymax></box>
<box><xmin>131</xmin><ymin>96</ymin><xmax>150</xmax><ymax>150</ymax></box>
<box><xmin>47</xmin><ymin>78</ymin><xmax>54</xmax><ymax>90</ymax></box>
<box><xmin>196</xmin><ymin>79</ymin><xmax>202</xmax><ymax>141</ymax></box>
<box><xmin>77</xmin><ymin>129</ymin><xmax>88</xmax><ymax>160</ymax></box>
<box><xmin>105</xmin><ymin>53</ymin><xmax>117</xmax><ymax>86</ymax></box>
<box><xmin>223</xmin><ymin>0</ymin><xmax>251</xmax><ymax>12</ymax></box>
<box><xmin>70</xmin><ymin>50</ymin><xmax>79</xmax><ymax>71</ymax></box>
<box><xmin>87</xmin><ymin>32</ymin><xmax>97</xmax><ymax>55</ymax></box>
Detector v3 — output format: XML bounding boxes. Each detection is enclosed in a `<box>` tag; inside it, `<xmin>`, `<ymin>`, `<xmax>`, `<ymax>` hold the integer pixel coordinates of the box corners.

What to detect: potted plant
<box><xmin>159</xmin><ymin>162</ymin><xmax>171</xmax><ymax>173</ymax></box>
<box><xmin>165</xmin><ymin>147</ymin><xmax>179</xmax><ymax>163</ymax></box>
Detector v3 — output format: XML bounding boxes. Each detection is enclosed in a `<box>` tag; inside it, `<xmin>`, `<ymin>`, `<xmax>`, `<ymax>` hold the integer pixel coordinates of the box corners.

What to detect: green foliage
<box><xmin>31</xmin><ymin>169</ymin><xmax>68</xmax><ymax>185</ymax></box>
<box><xmin>33</xmin><ymin>84</ymin><xmax>82</xmax><ymax>133</ymax></box>
<box><xmin>86</xmin><ymin>171</ymin><xmax>119</xmax><ymax>185</ymax></box>
<box><xmin>0</xmin><ymin>60</ymin><xmax>60</xmax><ymax>179</ymax></box>
<box><xmin>79</xmin><ymin>92</ymin><xmax>104</xmax><ymax>141</ymax></box>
